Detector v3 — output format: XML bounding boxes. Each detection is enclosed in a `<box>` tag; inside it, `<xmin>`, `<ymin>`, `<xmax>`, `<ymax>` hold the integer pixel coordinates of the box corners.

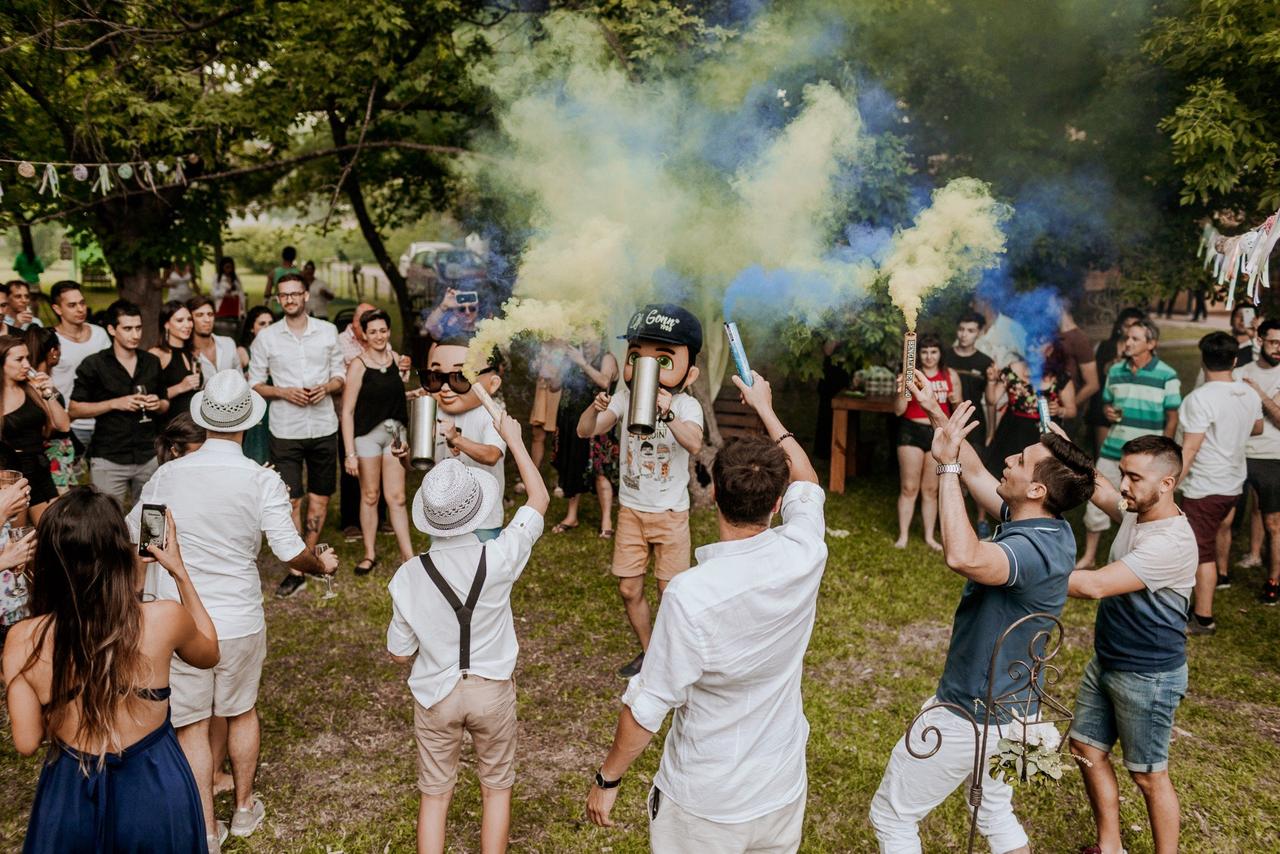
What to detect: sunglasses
<box><xmin>423</xmin><ymin>367</ymin><xmax>495</xmax><ymax>394</ymax></box>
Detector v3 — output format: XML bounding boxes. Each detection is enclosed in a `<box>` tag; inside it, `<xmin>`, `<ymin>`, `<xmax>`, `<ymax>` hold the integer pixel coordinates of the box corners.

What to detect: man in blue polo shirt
<box><xmin>1067</xmin><ymin>434</ymin><xmax>1197</xmax><ymax>854</ymax></box>
<box><xmin>1077</xmin><ymin>319</ymin><xmax>1181</xmax><ymax>570</ymax></box>
<box><xmin>870</xmin><ymin>378</ymin><xmax>1095</xmax><ymax>853</ymax></box>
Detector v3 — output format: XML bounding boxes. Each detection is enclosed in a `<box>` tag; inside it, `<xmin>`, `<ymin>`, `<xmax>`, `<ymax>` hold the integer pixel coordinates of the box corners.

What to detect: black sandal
<box><xmin>354</xmin><ymin>558</ymin><xmax>379</xmax><ymax>576</ymax></box>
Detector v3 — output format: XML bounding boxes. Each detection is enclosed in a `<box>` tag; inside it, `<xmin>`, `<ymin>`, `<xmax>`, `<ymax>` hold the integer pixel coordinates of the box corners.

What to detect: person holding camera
<box><xmin>128</xmin><ymin>370</ymin><xmax>338</xmax><ymax>851</ymax></box>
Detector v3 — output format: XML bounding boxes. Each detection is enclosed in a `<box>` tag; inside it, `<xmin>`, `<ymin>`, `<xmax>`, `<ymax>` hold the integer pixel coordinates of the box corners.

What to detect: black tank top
<box><xmin>158</xmin><ymin>349</ymin><xmax>198</xmax><ymax>425</ymax></box>
<box><xmin>3</xmin><ymin>394</ymin><xmax>48</xmax><ymax>454</ymax></box>
<box><xmin>353</xmin><ymin>356</ymin><xmax>409</xmax><ymax>436</ymax></box>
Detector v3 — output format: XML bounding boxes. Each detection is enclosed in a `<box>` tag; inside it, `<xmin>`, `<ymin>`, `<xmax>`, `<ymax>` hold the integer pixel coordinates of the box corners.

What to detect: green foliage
<box><xmin>1145</xmin><ymin>0</ymin><xmax>1280</xmax><ymax>211</ymax></box>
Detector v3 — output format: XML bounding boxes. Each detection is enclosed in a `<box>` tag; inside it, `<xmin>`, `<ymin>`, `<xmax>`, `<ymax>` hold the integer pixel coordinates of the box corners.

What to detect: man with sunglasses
<box><xmin>420</xmin><ymin>288</ymin><xmax>482</xmax><ymax>342</ymax></box>
<box><xmin>422</xmin><ymin>337</ymin><xmax>507</xmax><ymax>539</ymax></box>
<box><xmin>248</xmin><ymin>273</ymin><xmax>345</xmax><ymax>598</ymax></box>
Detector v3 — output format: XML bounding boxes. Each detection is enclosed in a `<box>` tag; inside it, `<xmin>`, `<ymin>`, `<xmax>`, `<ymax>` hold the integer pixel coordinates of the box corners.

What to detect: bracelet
<box><xmin>775</xmin><ymin>432</ymin><xmax>796</xmax><ymax>445</ymax></box>
<box><xmin>345</xmin><ymin>453</ymin><xmax>357</xmax><ymax>460</ymax></box>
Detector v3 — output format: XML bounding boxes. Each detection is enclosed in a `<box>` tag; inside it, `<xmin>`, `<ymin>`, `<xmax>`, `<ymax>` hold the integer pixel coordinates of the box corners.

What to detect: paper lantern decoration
<box><xmin>17</xmin><ymin>161</ymin><xmax>35</xmax><ymax>178</ymax></box>
<box><xmin>72</xmin><ymin>164</ymin><xmax>89</xmax><ymax>181</ymax></box>
<box><xmin>117</xmin><ymin>163</ymin><xmax>134</xmax><ymax>180</ymax></box>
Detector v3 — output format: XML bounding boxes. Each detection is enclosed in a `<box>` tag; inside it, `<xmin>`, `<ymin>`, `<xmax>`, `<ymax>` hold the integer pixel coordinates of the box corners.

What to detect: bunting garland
<box><xmin>1198</xmin><ymin>207</ymin><xmax>1280</xmax><ymax>311</ymax></box>
<box><xmin>0</xmin><ymin>155</ymin><xmax>201</xmax><ymax>201</ymax></box>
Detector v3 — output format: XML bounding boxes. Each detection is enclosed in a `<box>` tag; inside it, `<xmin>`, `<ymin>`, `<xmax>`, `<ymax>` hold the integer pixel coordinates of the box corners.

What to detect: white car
<box><xmin>397</xmin><ymin>241</ymin><xmax>455</xmax><ymax>277</ymax></box>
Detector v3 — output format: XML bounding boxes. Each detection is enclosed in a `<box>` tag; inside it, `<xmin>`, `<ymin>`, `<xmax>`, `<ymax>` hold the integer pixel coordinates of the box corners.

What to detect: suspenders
<box><xmin>418</xmin><ymin>548</ymin><xmax>488</xmax><ymax>673</ymax></box>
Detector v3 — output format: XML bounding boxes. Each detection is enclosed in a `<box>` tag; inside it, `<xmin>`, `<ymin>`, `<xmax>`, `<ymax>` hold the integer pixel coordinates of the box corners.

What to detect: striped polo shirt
<box><xmin>1100</xmin><ymin>356</ymin><xmax>1182</xmax><ymax>460</ymax></box>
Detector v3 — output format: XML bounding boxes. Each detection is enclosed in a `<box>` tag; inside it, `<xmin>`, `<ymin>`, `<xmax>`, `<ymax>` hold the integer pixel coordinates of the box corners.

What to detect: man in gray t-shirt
<box><xmin>1066</xmin><ymin>435</ymin><xmax>1197</xmax><ymax>854</ymax></box>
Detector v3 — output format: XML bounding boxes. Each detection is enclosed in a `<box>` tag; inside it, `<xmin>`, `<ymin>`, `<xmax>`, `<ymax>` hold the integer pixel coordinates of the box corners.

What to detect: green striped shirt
<box><xmin>1100</xmin><ymin>356</ymin><xmax>1182</xmax><ymax>460</ymax></box>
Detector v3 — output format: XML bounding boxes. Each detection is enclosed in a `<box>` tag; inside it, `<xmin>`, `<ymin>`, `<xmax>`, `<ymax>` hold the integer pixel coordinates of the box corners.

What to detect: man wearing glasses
<box><xmin>419</xmin><ymin>287</ymin><xmax>481</xmax><ymax>342</ymax></box>
<box><xmin>248</xmin><ymin>273</ymin><xmax>345</xmax><ymax>597</ymax></box>
<box><xmin>1236</xmin><ymin>319</ymin><xmax>1280</xmax><ymax>604</ymax></box>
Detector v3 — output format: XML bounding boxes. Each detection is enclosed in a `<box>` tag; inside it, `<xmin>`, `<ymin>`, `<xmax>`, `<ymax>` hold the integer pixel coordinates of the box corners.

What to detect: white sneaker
<box><xmin>230</xmin><ymin>796</ymin><xmax>265</xmax><ymax>837</ymax></box>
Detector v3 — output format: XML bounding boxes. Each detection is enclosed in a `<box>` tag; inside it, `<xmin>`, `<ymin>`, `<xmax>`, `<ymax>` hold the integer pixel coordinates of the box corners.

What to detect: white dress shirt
<box><xmin>386</xmin><ymin>506</ymin><xmax>544</xmax><ymax>709</ymax></box>
<box><xmin>247</xmin><ymin>316</ymin><xmax>345</xmax><ymax>439</ymax></box>
<box><xmin>127</xmin><ymin>439</ymin><xmax>305</xmax><ymax>639</ymax></box>
<box><xmin>622</xmin><ymin>481</ymin><xmax>827</xmax><ymax>823</ymax></box>
<box><xmin>197</xmin><ymin>334</ymin><xmax>240</xmax><ymax>376</ymax></box>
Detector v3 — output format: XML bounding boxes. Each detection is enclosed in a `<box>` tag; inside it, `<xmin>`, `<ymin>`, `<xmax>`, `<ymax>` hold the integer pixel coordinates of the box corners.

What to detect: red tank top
<box><xmin>904</xmin><ymin>368</ymin><xmax>952</xmax><ymax>421</ymax></box>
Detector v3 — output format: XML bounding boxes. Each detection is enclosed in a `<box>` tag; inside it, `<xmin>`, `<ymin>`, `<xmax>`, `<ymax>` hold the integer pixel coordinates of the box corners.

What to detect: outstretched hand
<box><xmin>931</xmin><ymin>400</ymin><xmax>980</xmax><ymax>465</ymax></box>
<box><xmin>732</xmin><ymin>371</ymin><xmax>773</xmax><ymax>415</ymax></box>
<box><xmin>906</xmin><ymin>372</ymin><xmax>945</xmax><ymax>426</ymax></box>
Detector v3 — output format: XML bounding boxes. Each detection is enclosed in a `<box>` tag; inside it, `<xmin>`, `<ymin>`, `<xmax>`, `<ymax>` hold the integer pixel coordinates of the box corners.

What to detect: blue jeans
<box><xmin>1069</xmin><ymin>657</ymin><xmax>1188</xmax><ymax>772</ymax></box>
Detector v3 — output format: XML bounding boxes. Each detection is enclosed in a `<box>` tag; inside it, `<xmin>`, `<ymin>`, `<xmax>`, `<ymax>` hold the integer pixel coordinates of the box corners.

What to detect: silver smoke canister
<box><xmin>627</xmin><ymin>355</ymin><xmax>661</xmax><ymax>436</ymax></box>
<box><xmin>408</xmin><ymin>394</ymin><xmax>438</xmax><ymax>470</ymax></box>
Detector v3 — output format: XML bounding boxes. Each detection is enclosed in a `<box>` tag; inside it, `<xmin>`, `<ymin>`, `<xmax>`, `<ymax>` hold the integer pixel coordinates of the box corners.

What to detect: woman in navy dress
<box><xmin>1</xmin><ymin>486</ymin><xmax>220</xmax><ymax>852</ymax></box>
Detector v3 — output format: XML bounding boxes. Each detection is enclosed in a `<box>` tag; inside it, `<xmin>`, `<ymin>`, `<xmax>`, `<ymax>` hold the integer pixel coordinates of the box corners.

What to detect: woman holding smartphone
<box><xmin>0</xmin><ymin>337</ymin><xmax>70</xmax><ymax>521</ymax></box>
<box><xmin>2</xmin><ymin>487</ymin><xmax>219</xmax><ymax>851</ymax></box>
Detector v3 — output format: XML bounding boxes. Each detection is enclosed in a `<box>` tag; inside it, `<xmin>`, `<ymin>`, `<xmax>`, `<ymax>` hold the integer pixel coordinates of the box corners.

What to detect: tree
<box><xmin>1144</xmin><ymin>0</ymin><xmax>1280</xmax><ymax>213</ymax></box>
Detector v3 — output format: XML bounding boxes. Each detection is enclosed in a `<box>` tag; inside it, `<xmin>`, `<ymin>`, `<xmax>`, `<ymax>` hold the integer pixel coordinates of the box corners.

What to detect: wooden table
<box><xmin>829</xmin><ymin>393</ymin><xmax>898</xmax><ymax>493</ymax></box>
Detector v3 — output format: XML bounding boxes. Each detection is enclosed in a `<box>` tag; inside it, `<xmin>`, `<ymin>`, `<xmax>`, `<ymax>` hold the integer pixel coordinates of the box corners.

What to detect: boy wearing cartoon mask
<box><xmin>420</xmin><ymin>336</ymin><xmax>507</xmax><ymax>540</ymax></box>
<box><xmin>578</xmin><ymin>304</ymin><xmax>704</xmax><ymax>677</ymax></box>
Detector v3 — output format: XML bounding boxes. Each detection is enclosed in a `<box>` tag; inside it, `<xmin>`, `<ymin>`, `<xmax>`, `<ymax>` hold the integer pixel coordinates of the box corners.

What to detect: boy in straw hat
<box><xmin>386</xmin><ymin>408</ymin><xmax>548</xmax><ymax>854</ymax></box>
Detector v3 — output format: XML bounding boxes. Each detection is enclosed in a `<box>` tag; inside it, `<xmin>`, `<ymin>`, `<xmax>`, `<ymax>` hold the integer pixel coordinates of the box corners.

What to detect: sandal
<box><xmin>552</xmin><ymin>522</ymin><xmax>578</xmax><ymax>534</ymax></box>
<box><xmin>354</xmin><ymin>557</ymin><xmax>379</xmax><ymax>576</ymax></box>
<box><xmin>599</xmin><ymin>529</ymin><xmax>614</xmax><ymax>539</ymax></box>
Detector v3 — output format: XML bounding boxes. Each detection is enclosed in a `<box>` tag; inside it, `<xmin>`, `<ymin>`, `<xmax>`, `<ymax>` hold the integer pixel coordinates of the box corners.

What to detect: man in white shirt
<box><xmin>1067</xmin><ymin>434</ymin><xmax>1198</xmax><ymax>854</ymax></box>
<box><xmin>387</xmin><ymin>411</ymin><xmax>548</xmax><ymax>854</ymax></box>
<box><xmin>48</xmin><ymin>281</ymin><xmax>111</xmax><ymax>450</ymax></box>
<box><xmin>1235</xmin><ymin>319</ymin><xmax>1280</xmax><ymax>604</ymax></box>
<box><xmin>1179</xmin><ymin>332</ymin><xmax>1263</xmax><ymax>635</ymax></box>
<box><xmin>247</xmin><ymin>273</ymin><xmax>345</xmax><ymax>598</ymax></box>
<box><xmin>189</xmin><ymin>295</ymin><xmax>240</xmax><ymax>375</ymax></box>
<box><xmin>973</xmin><ymin>295</ymin><xmax>1027</xmax><ymax>371</ymax></box>
<box><xmin>128</xmin><ymin>370</ymin><xmax>337</xmax><ymax>851</ymax></box>
<box><xmin>578</xmin><ymin>304</ymin><xmax>705</xmax><ymax>678</ymax></box>
<box><xmin>586</xmin><ymin>371</ymin><xmax>825</xmax><ymax>854</ymax></box>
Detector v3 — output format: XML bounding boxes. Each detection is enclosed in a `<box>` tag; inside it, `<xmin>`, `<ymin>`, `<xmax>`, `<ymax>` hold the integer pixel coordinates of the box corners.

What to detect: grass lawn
<box><xmin>2</xmin><ymin>457</ymin><xmax>1279</xmax><ymax>852</ymax></box>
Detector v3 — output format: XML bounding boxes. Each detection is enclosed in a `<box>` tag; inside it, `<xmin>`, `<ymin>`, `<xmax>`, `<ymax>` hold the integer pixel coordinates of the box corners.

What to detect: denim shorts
<box><xmin>1068</xmin><ymin>656</ymin><xmax>1187</xmax><ymax>772</ymax></box>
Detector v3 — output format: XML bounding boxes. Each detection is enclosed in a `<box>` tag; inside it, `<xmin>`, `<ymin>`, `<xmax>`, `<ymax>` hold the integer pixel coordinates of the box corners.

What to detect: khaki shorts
<box><xmin>649</xmin><ymin>786</ymin><xmax>806</xmax><ymax>854</ymax></box>
<box><xmin>414</xmin><ymin>676</ymin><xmax>517</xmax><ymax>795</ymax></box>
<box><xmin>169</xmin><ymin>629</ymin><xmax>267</xmax><ymax>728</ymax></box>
<box><xmin>529</xmin><ymin>381</ymin><xmax>561</xmax><ymax>429</ymax></box>
<box><xmin>611</xmin><ymin>506</ymin><xmax>691</xmax><ymax>582</ymax></box>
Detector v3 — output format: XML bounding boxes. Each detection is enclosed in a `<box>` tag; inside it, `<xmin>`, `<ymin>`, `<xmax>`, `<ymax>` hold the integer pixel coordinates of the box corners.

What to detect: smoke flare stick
<box><xmin>471</xmin><ymin>383</ymin><xmax>504</xmax><ymax>422</ymax></box>
<box><xmin>902</xmin><ymin>332</ymin><xmax>917</xmax><ymax>398</ymax></box>
<box><xmin>724</xmin><ymin>322</ymin><xmax>754</xmax><ymax>386</ymax></box>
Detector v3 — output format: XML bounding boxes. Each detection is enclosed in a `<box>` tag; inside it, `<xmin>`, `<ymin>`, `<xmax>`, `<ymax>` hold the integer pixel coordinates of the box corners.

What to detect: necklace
<box><xmin>366</xmin><ymin>349</ymin><xmax>393</xmax><ymax>373</ymax></box>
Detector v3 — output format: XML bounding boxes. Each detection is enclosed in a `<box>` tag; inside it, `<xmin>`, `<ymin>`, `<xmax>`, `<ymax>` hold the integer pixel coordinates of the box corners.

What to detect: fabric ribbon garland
<box><xmin>37</xmin><ymin>163</ymin><xmax>60</xmax><ymax>197</ymax></box>
<box><xmin>1198</xmin><ymin>208</ymin><xmax>1278</xmax><ymax>311</ymax></box>
<box><xmin>92</xmin><ymin>164</ymin><xmax>112</xmax><ymax>196</ymax></box>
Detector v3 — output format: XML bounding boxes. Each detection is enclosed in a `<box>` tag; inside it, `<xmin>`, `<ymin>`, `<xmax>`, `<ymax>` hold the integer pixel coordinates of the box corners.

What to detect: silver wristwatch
<box><xmin>936</xmin><ymin>462</ymin><xmax>962</xmax><ymax>476</ymax></box>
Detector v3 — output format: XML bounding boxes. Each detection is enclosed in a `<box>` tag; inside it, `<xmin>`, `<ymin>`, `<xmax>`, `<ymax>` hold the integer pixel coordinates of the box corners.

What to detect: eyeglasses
<box><xmin>277</xmin><ymin>291</ymin><xmax>306</xmax><ymax>301</ymax></box>
<box><xmin>423</xmin><ymin>367</ymin><xmax>495</xmax><ymax>394</ymax></box>
<box><xmin>457</xmin><ymin>305</ymin><xmax>478</xmax><ymax>315</ymax></box>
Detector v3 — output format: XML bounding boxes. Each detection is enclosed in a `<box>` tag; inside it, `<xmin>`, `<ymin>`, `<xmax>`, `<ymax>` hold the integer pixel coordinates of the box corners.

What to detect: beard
<box><xmin>1261</xmin><ymin>349</ymin><xmax>1280</xmax><ymax>368</ymax></box>
<box><xmin>1123</xmin><ymin>492</ymin><xmax>1159</xmax><ymax>515</ymax></box>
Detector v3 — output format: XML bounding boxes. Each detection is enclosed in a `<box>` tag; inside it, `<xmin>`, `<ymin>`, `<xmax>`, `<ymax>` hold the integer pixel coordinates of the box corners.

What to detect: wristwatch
<box><xmin>594</xmin><ymin>769</ymin><xmax>622</xmax><ymax>789</ymax></box>
<box><xmin>936</xmin><ymin>462</ymin><xmax>962</xmax><ymax>476</ymax></box>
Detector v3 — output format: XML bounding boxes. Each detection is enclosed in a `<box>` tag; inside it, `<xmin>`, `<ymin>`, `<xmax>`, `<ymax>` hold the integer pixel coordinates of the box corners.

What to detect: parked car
<box><xmin>398</xmin><ymin>242</ymin><xmax>488</xmax><ymax>304</ymax></box>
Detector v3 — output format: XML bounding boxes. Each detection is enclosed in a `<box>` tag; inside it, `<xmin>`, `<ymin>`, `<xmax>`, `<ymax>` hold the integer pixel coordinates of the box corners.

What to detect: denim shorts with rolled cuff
<box><xmin>1068</xmin><ymin>656</ymin><xmax>1188</xmax><ymax>773</ymax></box>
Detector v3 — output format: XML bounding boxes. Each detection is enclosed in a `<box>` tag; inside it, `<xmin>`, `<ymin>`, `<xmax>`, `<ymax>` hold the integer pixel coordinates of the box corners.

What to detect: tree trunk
<box><xmin>328</xmin><ymin>113</ymin><xmax>419</xmax><ymax>355</ymax></box>
<box><xmin>17</xmin><ymin>222</ymin><xmax>36</xmax><ymax>262</ymax></box>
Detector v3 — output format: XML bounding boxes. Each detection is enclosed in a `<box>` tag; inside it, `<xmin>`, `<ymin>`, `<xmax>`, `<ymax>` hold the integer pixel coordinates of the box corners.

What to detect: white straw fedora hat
<box><xmin>190</xmin><ymin>369</ymin><xmax>267</xmax><ymax>432</ymax></box>
<box><xmin>412</xmin><ymin>458</ymin><xmax>500</xmax><ymax>538</ymax></box>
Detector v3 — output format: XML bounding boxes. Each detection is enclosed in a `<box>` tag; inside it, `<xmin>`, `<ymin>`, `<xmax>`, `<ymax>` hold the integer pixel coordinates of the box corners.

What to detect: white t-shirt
<box><xmin>434</xmin><ymin>405</ymin><xmax>507</xmax><ymax>530</ymax></box>
<box><xmin>52</xmin><ymin>324</ymin><xmax>112</xmax><ymax>434</ymax></box>
<box><xmin>1110</xmin><ymin>512</ymin><xmax>1198</xmax><ymax>597</ymax></box>
<box><xmin>1178</xmin><ymin>380</ymin><xmax>1262</xmax><ymax>498</ymax></box>
<box><xmin>607</xmin><ymin>387</ymin><xmax>704</xmax><ymax>513</ymax></box>
<box><xmin>1234</xmin><ymin>360</ymin><xmax>1280</xmax><ymax>459</ymax></box>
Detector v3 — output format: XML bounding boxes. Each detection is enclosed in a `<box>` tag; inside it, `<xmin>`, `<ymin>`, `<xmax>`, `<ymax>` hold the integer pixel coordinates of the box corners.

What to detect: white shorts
<box><xmin>169</xmin><ymin>629</ymin><xmax>267</xmax><ymax>728</ymax></box>
<box><xmin>354</xmin><ymin>420</ymin><xmax>406</xmax><ymax>458</ymax></box>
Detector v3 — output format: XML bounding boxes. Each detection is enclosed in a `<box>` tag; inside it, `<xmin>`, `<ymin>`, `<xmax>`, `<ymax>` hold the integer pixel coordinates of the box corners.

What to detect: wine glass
<box><xmin>9</xmin><ymin>526</ymin><xmax>34</xmax><ymax>578</ymax></box>
<box><xmin>135</xmin><ymin>384</ymin><xmax>152</xmax><ymax>423</ymax></box>
<box><xmin>316</xmin><ymin>543</ymin><xmax>336</xmax><ymax>599</ymax></box>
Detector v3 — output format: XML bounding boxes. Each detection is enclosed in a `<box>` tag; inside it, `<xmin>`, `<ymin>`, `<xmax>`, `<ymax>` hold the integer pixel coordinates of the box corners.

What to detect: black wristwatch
<box><xmin>594</xmin><ymin>769</ymin><xmax>622</xmax><ymax>789</ymax></box>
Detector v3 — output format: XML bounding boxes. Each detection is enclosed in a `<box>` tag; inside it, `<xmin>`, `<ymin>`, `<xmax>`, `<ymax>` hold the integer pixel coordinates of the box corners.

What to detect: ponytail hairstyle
<box><xmin>22</xmin><ymin>486</ymin><xmax>148</xmax><ymax>769</ymax></box>
<box><xmin>156</xmin><ymin>412</ymin><xmax>207</xmax><ymax>463</ymax></box>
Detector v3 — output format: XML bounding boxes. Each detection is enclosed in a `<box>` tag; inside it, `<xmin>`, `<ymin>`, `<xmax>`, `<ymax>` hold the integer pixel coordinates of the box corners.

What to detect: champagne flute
<box><xmin>9</xmin><ymin>526</ymin><xmax>34</xmax><ymax>579</ymax></box>
<box><xmin>135</xmin><ymin>384</ymin><xmax>152</xmax><ymax>423</ymax></box>
<box><xmin>316</xmin><ymin>543</ymin><xmax>336</xmax><ymax>599</ymax></box>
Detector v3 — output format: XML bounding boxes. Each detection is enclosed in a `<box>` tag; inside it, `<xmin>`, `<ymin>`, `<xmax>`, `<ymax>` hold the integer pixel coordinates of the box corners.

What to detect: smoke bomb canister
<box><xmin>408</xmin><ymin>395</ymin><xmax>438</xmax><ymax>470</ymax></box>
<box><xmin>724</xmin><ymin>322</ymin><xmax>754</xmax><ymax>386</ymax></box>
<box><xmin>628</xmin><ymin>355</ymin><xmax>661</xmax><ymax>436</ymax></box>
<box><xmin>1036</xmin><ymin>394</ymin><xmax>1052</xmax><ymax>433</ymax></box>
<box><xmin>471</xmin><ymin>382</ymin><xmax>504</xmax><ymax>422</ymax></box>
<box><xmin>902</xmin><ymin>332</ymin><xmax>917</xmax><ymax>398</ymax></box>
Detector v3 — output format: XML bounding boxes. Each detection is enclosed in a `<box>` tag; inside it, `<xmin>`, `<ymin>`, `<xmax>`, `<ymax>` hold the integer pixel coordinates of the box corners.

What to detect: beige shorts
<box><xmin>414</xmin><ymin>676</ymin><xmax>517</xmax><ymax>795</ymax></box>
<box><xmin>529</xmin><ymin>382</ymin><xmax>561</xmax><ymax>429</ymax></box>
<box><xmin>169</xmin><ymin>629</ymin><xmax>267</xmax><ymax>728</ymax></box>
<box><xmin>649</xmin><ymin>786</ymin><xmax>806</xmax><ymax>854</ymax></box>
<box><xmin>611</xmin><ymin>506</ymin><xmax>691</xmax><ymax>582</ymax></box>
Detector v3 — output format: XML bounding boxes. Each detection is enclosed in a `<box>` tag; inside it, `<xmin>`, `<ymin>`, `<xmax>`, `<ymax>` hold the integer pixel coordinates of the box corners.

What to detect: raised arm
<box><xmin>732</xmin><ymin>372</ymin><xmax>818</xmax><ymax>484</ymax></box>
<box><xmin>932</xmin><ymin>402</ymin><xmax>1013</xmax><ymax>586</ymax></box>
<box><xmin>907</xmin><ymin>373</ymin><xmax>1003</xmax><ymax>517</ymax></box>
<box><xmin>147</xmin><ymin>511</ymin><xmax>219</xmax><ymax>669</ymax></box>
<box><xmin>495</xmin><ymin>412</ymin><xmax>550</xmax><ymax>515</ymax></box>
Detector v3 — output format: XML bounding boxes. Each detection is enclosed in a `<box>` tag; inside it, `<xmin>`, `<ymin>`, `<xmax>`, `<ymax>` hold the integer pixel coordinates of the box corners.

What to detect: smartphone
<box><xmin>1241</xmin><ymin>307</ymin><xmax>1256</xmax><ymax>327</ymax></box>
<box><xmin>455</xmin><ymin>291</ymin><xmax>479</xmax><ymax>305</ymax></box>
<box><xmin>139</xmin><ymin>504</ymin><xmax>167</xmax><ymax>555</ymax></box>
